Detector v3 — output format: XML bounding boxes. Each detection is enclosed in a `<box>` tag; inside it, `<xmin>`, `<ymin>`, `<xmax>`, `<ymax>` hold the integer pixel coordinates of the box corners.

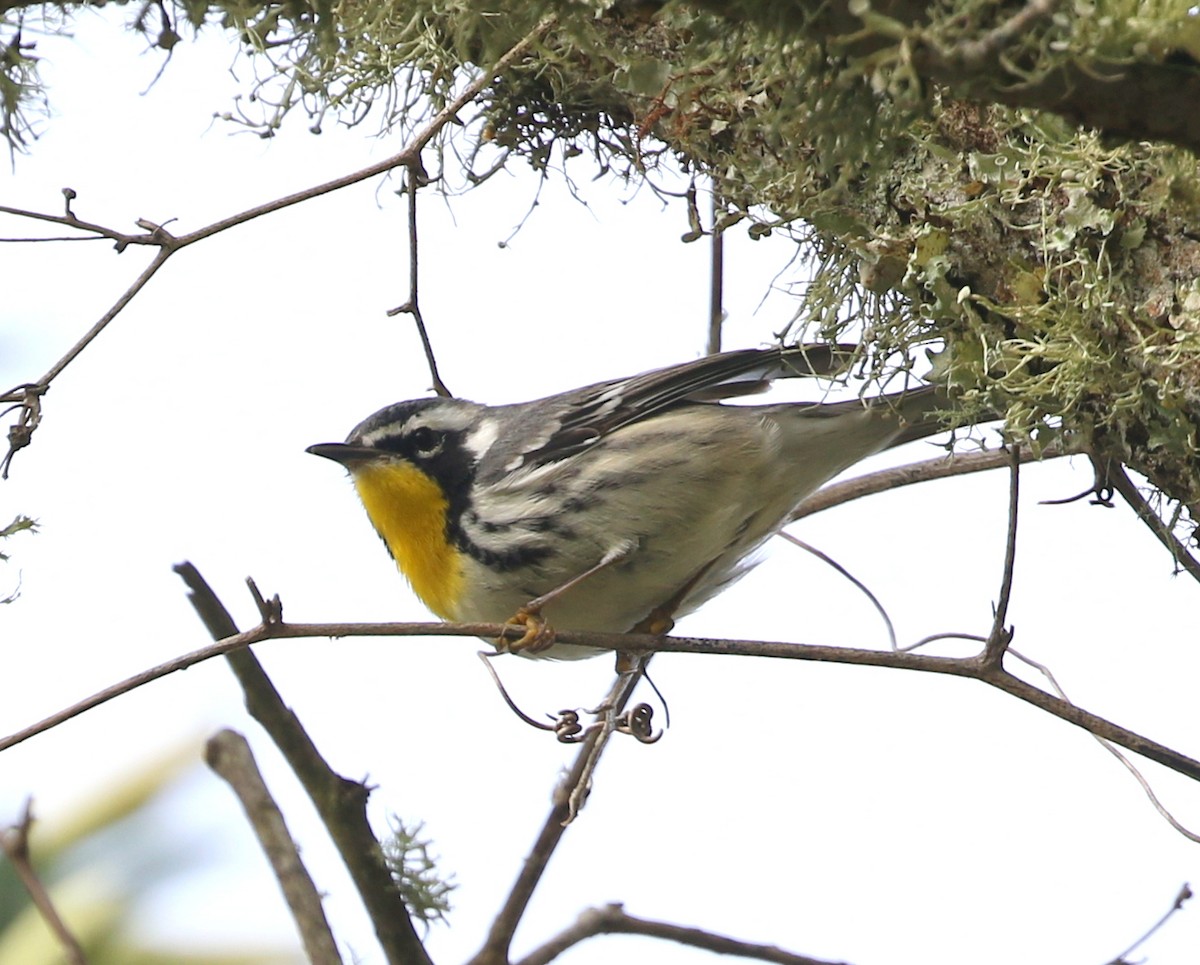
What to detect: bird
<box><xmin>306</xmin><ymin>345</ymin><xmax>958</xmax><ymax>658</ymax></box>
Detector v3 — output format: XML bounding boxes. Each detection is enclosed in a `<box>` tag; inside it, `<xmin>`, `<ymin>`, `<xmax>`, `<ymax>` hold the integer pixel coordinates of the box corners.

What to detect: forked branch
<box><xmin>176</xmin><ymin>563</ymin><xmax>433</xmax><ymax>965</ymax></box>
<box><xmin>0</xmin><ymin>15</ymin><xmax>555</xmax><ymax>471</ymax></box>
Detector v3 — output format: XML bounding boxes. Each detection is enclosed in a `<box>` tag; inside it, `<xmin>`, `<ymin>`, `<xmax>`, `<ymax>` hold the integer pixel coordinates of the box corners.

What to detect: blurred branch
<box><xmin>204</xmin><ymin>728</ymin><xmax>343</xmax><ymax>965</ymax></box>
<box><xmin>0</xmin><ymin>799</ymin><xmax>88</xmax><ymax>965</ymax></box>
<box><xmin>683</xmin><ymin>0</ymin><xmax>1200</xmax><ymax>154</ymax></box>
<box><xmin>518</xmin><ymin>902</ymin><xmax>839</xmax><ymax>965</ymax></box>
<box><xmin>0</xmin><ymin>15</ymin><xmax>554</xmax><ymax>471</ymax></box>
<box><xmin>176</xmin><ymin>562</ymin><xmax>433</xmax><ymax>965</ymax></box>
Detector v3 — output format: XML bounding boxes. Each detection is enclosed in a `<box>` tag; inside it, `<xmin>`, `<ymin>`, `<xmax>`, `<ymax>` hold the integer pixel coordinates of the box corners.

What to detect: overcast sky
<box><xmin>3</xmin><ymin>10</ymin><xmax>1200</xmax><ymax>965</ymax></box>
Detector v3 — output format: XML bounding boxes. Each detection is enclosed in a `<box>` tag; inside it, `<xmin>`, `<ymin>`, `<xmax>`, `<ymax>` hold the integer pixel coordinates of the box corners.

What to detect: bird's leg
<box><xmin>498</xmin><ymin>540</ymin><xmax>637</xmax><ymax>655</ymax></box>
<box><xmin>587</xmin><ymin>558</ymin><xmax>721</xmax><ymax>729</ymax></box>
<box><xmin>621</xmin><ymin>556</ymin><xmax>718</xmax><ymax>652</ymax></box>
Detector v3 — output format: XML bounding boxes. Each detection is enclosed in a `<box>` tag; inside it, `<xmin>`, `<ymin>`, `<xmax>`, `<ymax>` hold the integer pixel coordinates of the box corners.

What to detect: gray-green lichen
<box><xmin>7</xmin><ymin>0</ymin><xmax>1200</xmax><ymax>527</ymax></box>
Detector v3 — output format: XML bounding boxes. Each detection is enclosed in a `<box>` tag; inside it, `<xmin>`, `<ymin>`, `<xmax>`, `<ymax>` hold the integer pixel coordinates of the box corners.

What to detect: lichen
<box><xmin>7</xmin><ymin>0</ymin><xmax>1200</xmax><ymax>527</ymax></box>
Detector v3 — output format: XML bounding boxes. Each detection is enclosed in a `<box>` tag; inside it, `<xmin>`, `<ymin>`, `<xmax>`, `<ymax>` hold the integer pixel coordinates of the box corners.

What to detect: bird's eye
<box><xmin>409</xmin><ymin>427</ymin><xmax>440</xmax><ymax>453</ymax></box>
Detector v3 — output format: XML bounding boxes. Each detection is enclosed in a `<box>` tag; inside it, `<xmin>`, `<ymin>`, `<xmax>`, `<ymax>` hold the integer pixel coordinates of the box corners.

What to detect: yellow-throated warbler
<box><xmin>307</xmin><ymin>346</ymin><xmax>953</xmax><ymax>657</ymax></box>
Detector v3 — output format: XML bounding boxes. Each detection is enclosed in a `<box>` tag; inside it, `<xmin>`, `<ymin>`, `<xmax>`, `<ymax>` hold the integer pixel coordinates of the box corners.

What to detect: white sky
<box><xmin>3</xmin><ymin>10</ymin><xmax>1200</xmax><ymax>965</ymax></box>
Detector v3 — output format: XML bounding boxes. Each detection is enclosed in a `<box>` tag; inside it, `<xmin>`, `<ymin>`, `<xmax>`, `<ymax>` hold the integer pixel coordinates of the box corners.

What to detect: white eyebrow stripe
<box><xmin>360</xmin><ymin>423</ymin><xmax>403</xmax><ymax>446</ymax></box>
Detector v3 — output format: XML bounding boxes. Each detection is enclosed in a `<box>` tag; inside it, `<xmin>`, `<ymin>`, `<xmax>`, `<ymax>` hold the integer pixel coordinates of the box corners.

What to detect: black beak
<box><xmin>305</xmin><ymin>443</ymin><xmax>379</xmax><ymax>466</ymax></box>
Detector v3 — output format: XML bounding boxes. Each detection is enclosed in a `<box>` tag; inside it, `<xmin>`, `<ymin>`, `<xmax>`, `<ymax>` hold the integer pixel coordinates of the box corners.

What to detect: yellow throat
<box><xmin>350</xmin><ymin>461</ymin><xmax>465</xmax><ymax>620</ymax></box>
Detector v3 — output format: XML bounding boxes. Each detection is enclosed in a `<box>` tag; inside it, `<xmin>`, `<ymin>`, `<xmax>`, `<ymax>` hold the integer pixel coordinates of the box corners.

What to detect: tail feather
<box><xmin>792</xmin><ymin>384</ymin><xmax>945</xmax><ymax>443</ymax></box>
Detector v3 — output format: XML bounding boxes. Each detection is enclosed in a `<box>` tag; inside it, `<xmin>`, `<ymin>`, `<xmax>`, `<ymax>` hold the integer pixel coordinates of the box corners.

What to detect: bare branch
<box><xmin>790</xmin><ymin>443</ymin><xmax>1067</xmax><ymax>522</ymax></box>
<box><xmin>204</xmin><ymin>729</ymin><xmax>342</xmax><ymax>965</ymax></box>
<box><xmin>386</xmin><ymin>163</ymin><xmax>451</xmax><ymax>397</ymax></box>
<box><xmin>0</xmin><ymin>15</ymin><xmax>554</xmax><ymax>466</ymax></box>
<box><xmin>0</xmin><ymin>202</ymin><xmax>164</xmax><ymax>249</ymax></box>
<box><xmin>176</xmin><ymin>563</ymin><xmax>433</xmax><ymax>965</ymax></box>
<box><xmin>1109</xmin><ymin>464</ymin><xmax>1200</xmax><ymax>588</ymax></box>
<box><xmin>1104</xmin><ymin>883</ymin><xmax>1192</xmax><ymax>965</ymax></box>
<box><xmin>468</xmin><ymin>668</ymin><xmax>647</xmax><ymax>965</ymax></box>
<box><xmin>0</xmin><ymin>800</ymin><xmax>88</xmax><ymax>965</ymax></box>
<box><xmin>982</xmin><ymin>445</ymin><xmax>1019</xmax><ymax>667</ymax></box>
<box><xmin>160</xmin><ymin>15</ymin><xmax>555</xmax><ymax>253</ymax></box>
<box><xmin>37</xmin><ymin>247</ymin><xmax>173</xmax><ymax>387</ymax></box>
<box><xmin>1009</xmin><ymin>648</ymin><xmax>1200</xmax><ymax>844</ymax></box>
<box><xmin>779</xmin><ymin>532</ymin><xmax>898</xmax><ymax>650</ymax></box>
<box><xmin>517</xmin><ymin>902</ymin><xmax>844</xmax><ymax>965</ymax></box>
<box><xmin>5</xmin><ymin>604</ymin><xmax>1200</xmax><ymax>796</ymax></box>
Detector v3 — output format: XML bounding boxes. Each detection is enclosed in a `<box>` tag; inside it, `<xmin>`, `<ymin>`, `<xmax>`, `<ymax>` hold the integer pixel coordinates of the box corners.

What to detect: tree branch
<box><xmin>176</xmin><ymin>563</ymin><xmax>433</xmax><ymax>965</ymax></box>
<box><xmin>982</xmin><ymin>445</ymin><xmax>1019</xmax><ymax>667</ymax></box>
<box><xmin>0</xmin><ymin>15</ymin><xmax>554</xmax><ymax>468</ymax></box>
<box><xmin>1109</xmin><ymin>463</ymin><xmax>1200</xmax><ymax>587</ymax></box>
<box><xmin>518</xmin><ymin>902</ymin><xmax>843</xmax><ymax>965</ymax></box>
<box><xmin>1104</xmin><ymin>883</ymin><xmax>1193</xmax><ymax>965</ymax></box>
<box><xmin>385</xmin><ymin>161</ymin><xmax>451</xmax><ymax>397</ymax></box>
<box><xmin>790</xmin><ymin>442</ymin><xmax>1065</xmax><ymax>522</ymax></box>
<box><xmin>6</xmin><ymin>606</ymin><xmax>1200</xmax><ymax>789</ymax></box>
<box><xmin>204</xmin><ymin>728</ymin><xmax>343</xmax><ymax>965</ymax></box>
<box><xmin>0</xmin><ymin>800</ymin><xmax>88</xmax><ymax>965</ymax></box>
<box><xmin>468</xmin><ymin>669</ymin><xmax>647</xmax><ymax>965</ymax></box>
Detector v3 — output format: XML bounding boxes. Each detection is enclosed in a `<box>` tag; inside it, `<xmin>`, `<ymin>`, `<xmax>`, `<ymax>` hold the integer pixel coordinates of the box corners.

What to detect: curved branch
<box><xmin>0</xmin><ymin>15</ymin><xmax>554</xmax><ymax>467</ymax></box>
<box><xmin>4</xmin><ymin>611</ymin><xmax>1199</xmax><ymax>787</ymax></box>
<box><xmin>790</xmin><ymin>442</ymin><xmax>1065</xmax><ymax>522</ymax></box>
<box><xmin>468</xmin><ymin>669</ymin><xmax>645</xmax><ymax>965</ymax></box>
<box><xmin>518</xmin><ymin>903</ymin><xmax>839</xmax><ymax>965</ymax></box>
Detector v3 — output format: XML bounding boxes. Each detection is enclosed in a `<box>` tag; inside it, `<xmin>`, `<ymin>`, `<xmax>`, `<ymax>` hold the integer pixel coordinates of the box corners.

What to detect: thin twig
<box><xmin>467</xmin><ymin>668</ymin><xmax>646</xmax><ymax>965</ymax></box>
<box><xmin>1008</xmin><ymin>647</ymin><xmax>1200</xmax><ymax>843</ymax></box>
<box><xmin>517</xmin><ymin>903</ymin><xmax>840</xmax><ymax>965</ymax></box>
<box><xmin>1109</xmin><ymin>463</ymin><xmax>1200</xmax><ymax>587</ymax></box>
<box><xmin>0</xmin><ymin>203</ymin><xmax>158</xmax><ymax>247</ymax></box>
<box><xmin>778</xmin><ymin>532</ymin><xmax>898</xmax><ymax>650</ymax></box>
<box><xmin>37</xmin><ymin>247</ymin><xmax>173</xmax><ymax>387</ymax></box>
<box><xmin>0</xmin><ymin>15</ymin><xmax>554</xmax><ymax>461</ymax></box>
<box><xmin>386</xmin><ymin>163</ymin><xmax>451</xmax><ymax>397</ymax></box>
<box><xmin>0</xmin><ymin>235</ymin><xmax>106</xmax><ymax>242</ymax></box>
<box><xmin>156</xmin><ymin>15</ymin><xmax>554</xmax><ymax>253</ymax></box>
<box><xmin>6</xmin><ymin>609</ymin><xmax>1200</xmax><ymax>791</ymax></box>
<box><xmin>1103</xmin><ymin>883</ymin><xmax>1192</xmax><ymax>965</ymax></box>
<box><xmin>982</xmin><ymin>445</ymin><xmax>1019</xmax><ymax>666</ymax></box>
<box><xmin>204</xmin><ymin>729</ymin><xmax>343</xmax><ymax>965</ymax></box>
<box><xmin>176</xmin><ymin>563</ymin><xmax>433</xmax><ymax>965</ymax></box>
<box><xmin>0</xmin><ymin>800</ymin><xmax>88</xmax><ymax>965</ymax></box>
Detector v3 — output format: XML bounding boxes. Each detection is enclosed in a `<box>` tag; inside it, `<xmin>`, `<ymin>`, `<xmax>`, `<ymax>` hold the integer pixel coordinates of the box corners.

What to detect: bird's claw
<box><xmin>497</xmin><ymin>605</ymin><xmax>557</xmax><ymax>654</ymax></box>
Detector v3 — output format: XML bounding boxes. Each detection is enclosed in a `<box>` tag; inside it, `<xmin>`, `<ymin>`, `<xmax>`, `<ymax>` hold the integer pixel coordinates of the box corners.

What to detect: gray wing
<box><xmin>495</xmin><ymin>344</ymin><xmax>853</xmax><ymax>474</ymax></box>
